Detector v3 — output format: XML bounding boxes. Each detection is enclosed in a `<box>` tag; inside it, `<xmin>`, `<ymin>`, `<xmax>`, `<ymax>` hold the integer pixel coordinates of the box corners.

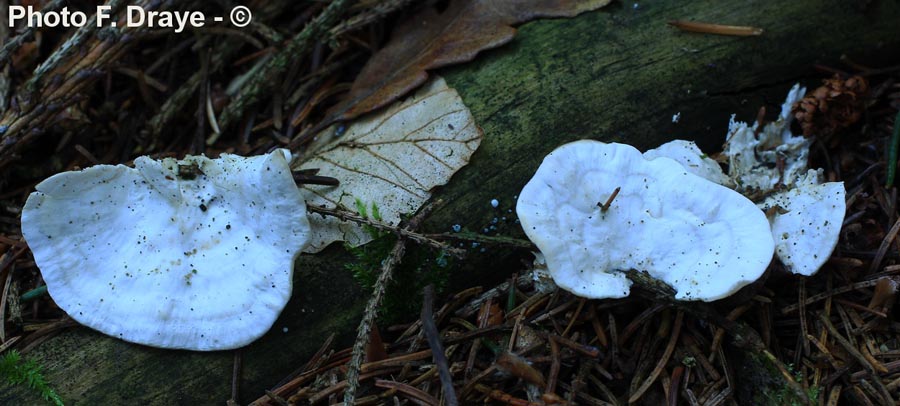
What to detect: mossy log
<box><xmin>3</xmin><ymin>0</ymin><xmax>900</xmax><ymax>404</ymax></box>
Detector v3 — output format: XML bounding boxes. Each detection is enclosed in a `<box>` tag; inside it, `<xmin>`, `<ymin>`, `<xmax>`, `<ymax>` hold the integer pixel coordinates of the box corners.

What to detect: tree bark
<box><xmin>3</xmin><ymin>0</ymin><xmax>900</xmax><ymax>404</ymax></box>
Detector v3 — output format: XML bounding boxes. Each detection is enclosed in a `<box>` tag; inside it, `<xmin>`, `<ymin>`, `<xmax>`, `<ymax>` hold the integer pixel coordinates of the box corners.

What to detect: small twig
<box><xmin>360</xmin><ymin>349</ymin><xmax>432</xmax><ymax>374</ymax></box>
<box><xmin>197</xmin><ymin>26</ymin><xmax>265</xmax><ymax>49</ymax></box>
<box><xmin>473</xmin><ymin>383</ymin><xmax>542</xmax><ymax>406</ymax></box>
<box><xmin>307</xmin><ymin>204</ymin><xmax>465</xmax><ymax>257</ymax></box>
<box><xmin>780</xmin><ymin>279</ymin><xmax>881</xmax><ymax>314</ymax></box>
<box><xmin>18</xmin><ymin>317</ymin><xmax>78</xmax><ymax>354</ymax></box>
<box><xmin>598</xmin><ymin>186</ymin><xmax>621</xmax><ymax>212</ymax></box>
<box><xmin>26</xmin><ymin>0</ymin><xmax>129</xmax><ymax>93</ymax></box>
<box><xmin>149</xmin><ymin>39</ymin><xmax>242</xmax><ymax>138</ymax></box>
<box><xmin>421</xmin><ymin>284</ymin><xmax>458</xmax><ymax>405</ymax></box>
<box><xmin>618</xmin><ymin>303</ymin><xmax>667</xmax><ymax>346</ymax></box>
<box><xmin>629</xmin><ymin>310</ymin><xmax>684</xmax><ymax>404</ymax></box>
<box><xmin>533</xmin><ymin>331</ymin><xmax>601</xmax><ymax>358</ymax></box>
<box><xmin>343</xmin><ymin>238</ymin><xmax>405</xmax><ymax>405</ymax></box>
<box><xmin>205</xmin><ymin>81</ymin><xmax>222</xmax><ymax>144</ymax></box>
<box><xmin>761</xmin><ymin>349</ymin><xmax>811</xmax><ymax>405</ymax></box>
<box><xmin>567</xmin><ymin>360</ymin><xmax>591</xmax><ymax>404</ymax></box>
<box><xmin>799</xmin><ymin>279</ymin><xmax>811</xmax><ymax>358</ymax></box>
<box><xmin>587</xmin><ymin>373</ymin><xmax>620</xmax><ymax>406</ymax></box>
<box><xmin>754</xmin><ymin>106</ymin><xmax>767</xmax><ymax>137</ymax></box>
<box><xmin>113</xmin><ymin>67</ymin><xmax>168</xmax><ymax>92</ymax></box>
<box><xmin>374</xmin><ymin>379</ymin><xmax>441</xmax><ymax>405</ymax></box>
<box><xmin>329</xmin><ymin>0</ymin><xmax>414</xmax><ymax>37</ymax></box>
<box><xmin>0</xmin><ymin>336</ymin><xmax>20</xmax><ymax>353</ymax></box>
<box><xmin>292</xmin><ymin>172</ymin><xmax>340</xmax><ymax>186</ymax></box>
<box><xmin>74</xmin><ymin>144</ymin><xmax>101</xmax><ymax>165</ymax></box>
<box><xmin>668</xmin><ymin>365</ymin><xmax>686</xmax><ymax>406</ymax></box>
<box><xmin>0</xmin><ymin>0</ymin><xmax>66</xmax><ymax>67</ymax></box>
<box><xmin>456</xmin><ymin>274</ymin><xmax>535</xmax><ymax>317</ymax></box>
<box><xmin>587</xmin><ymin>306</ymin><xmax>609</xmax><ymax>348</ymax></box>
<box><xmin>886</xmin><ymin>109</ymin><xmax>900</xmax><ymax>187</ymax></box>
<box><xmin>0</xmin><ymin>261</ymin><xmax>15</xmax><ymax>343</ymax></box>
<box><xmin>263</xmin><ymin>390</ymin><xmax>289</xmax><ymax>406</ymax></box>
<box><xmin>344</xmin><ymin>199</ymin><xmax>437</xmax><ymax>405</ymax></box>
<box><xmin>298</xmin><ymin>334</ymin><xmax>335</xmax><ymax>381</ymax></box>
<box><xmin>19</xmin><ymin>285</ymin><xmax>47</xmax><ymax>303</ymax></box>
<box><xmin>668</xmin><ymin>20</ymin><xmax>764</xmax><ymax>36</ymax></box>
<box><xmin>708</xmin><ymin>303</ymin><xmax>752</xmax><ymax>363</ymax></box>
<box><xmin>833</xmin><ymin>298</ymin><xmax>888</xmax><ymax>318</ymax></box>
<box><xmin>561</xmin><ymin>298</ymin><xmax>586</xmax><ymax>337</ymax></box>
<box><xmin>219</xmin><ymin>0</ymin><xmax>357</xmax><ymax>131</ymax></box>
<box><xmin>0</xmin><ymin>0</ymin><xmax>147</xmax><ymax>167</ymax></box>
<box><xmin>608</xmin><ymin>312</ymin><xmax>619</xmax><ymax>368</ymax></box>
<box><xmin>427</xmin><ymin>231</ymin><xmax>535</xmax><ymax>250</ymax></box>
<box><xmin>0</xmin><ymin>241</ymin><xmax>28</xmax><ymax>276</ymax></box>
<box><xmin>286</xmin><ymin>52</ymin><xmax>362</xmax><ymax>107</ymax></box>
<box><xmin>546</xmin><ymin>337</ymin><xmax>561</xmax><ymax>395</ymax></box>
<box><xmin>818</xmin><ymin>312</ymin><xmax>893</xmax><ymax>404</ymax></box>
<box><xmin>870</xmin><ymin>216</ymin><xmax>900</xmax><ymax>273</ymax></box>
<box><xmin>309</xmin><ymin>368</ymin><xmax>400</xmax><ymax>404</ymax></box>
<box><xmin>230</xmin><ymin>349</ymin><xmax>243</xmax><ymax>405</ymax></box>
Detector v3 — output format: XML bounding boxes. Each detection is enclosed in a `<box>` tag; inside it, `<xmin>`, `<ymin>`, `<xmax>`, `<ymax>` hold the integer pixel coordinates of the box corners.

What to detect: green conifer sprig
<box><xmin>1</xmin><ymin>350</ymin><xmax>64</xmax><ymax>405</ymax></box>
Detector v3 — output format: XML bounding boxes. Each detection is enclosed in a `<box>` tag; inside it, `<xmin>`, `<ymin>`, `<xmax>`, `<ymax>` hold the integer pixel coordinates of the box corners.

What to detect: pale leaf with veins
<box><xmin>298</xmin><ymin>76</ymin><xmax>483</xmax><ymax>252</ymax></box>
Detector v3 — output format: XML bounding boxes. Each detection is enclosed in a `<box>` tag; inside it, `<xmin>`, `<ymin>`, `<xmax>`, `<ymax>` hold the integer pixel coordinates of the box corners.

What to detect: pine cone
<box><xmin>792</xmin><ymin>75</ymin><xmax>868</xmax><ymax>136</ymax></box>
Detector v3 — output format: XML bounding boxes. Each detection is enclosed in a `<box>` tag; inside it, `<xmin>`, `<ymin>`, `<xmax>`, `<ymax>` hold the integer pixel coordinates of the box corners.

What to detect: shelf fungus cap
<box><xmin>516</xmin><ymin>140</ymin><xmax>774</xmax><ymax>301</ymax></box>
<box><xmin>758</xmin><ymin>170</ymin><xmax>845</xmax><ymax>276</ymax></box>
<box><xmin>644</xmin><ymin>140</ymin><xmax>732</xmax><ymax>187</ymax></box>
<box><xmin>21</xmin><ymin>149</ymin><xmax>309</xmax><ymax>351</ymax></box>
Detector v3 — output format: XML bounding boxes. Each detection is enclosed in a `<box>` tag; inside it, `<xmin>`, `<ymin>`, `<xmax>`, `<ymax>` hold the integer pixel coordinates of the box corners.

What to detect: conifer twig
<box><xmin>343</xmin><ymin>236</ymin><xmax>406</xmax><ymax>405</ymax></box>
<box><xmin>343</xmin><ymin>200</ymin><xmax>438</xmax><ymax>405</ymax></box>
<box><xmin>0</xmin><ymin>0</ymin><xmax>145</xmax><ymax>168</ymax></box>
<box><xmin>0</xmin><ymin>0</ymin><xmax>66</xmax><ymax>67</ymax></box>
<box><xmin>421</xmin><ymin>284</ymin><xmax>458</xmax><ymax>405</ymax></box>
<box><xmin>307</xmin><ymin>204</ymin><xmax>465</xmax><ymax>257</ymax></box>
<box><xmin>218</xmin><ymin>0</ymin><xmax>357</xmax><ymax>131</ymax></box>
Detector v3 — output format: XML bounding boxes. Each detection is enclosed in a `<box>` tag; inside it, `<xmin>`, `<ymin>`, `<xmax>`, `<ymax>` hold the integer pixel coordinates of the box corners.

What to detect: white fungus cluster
<box><xmin>517</xmin><ymin>140</ymin><xmax>774</xmax><ymax>301</ymax></box>
<box><xmin>517</xmin><ymin>85</ymin><xmax>846</xmax><ymax>301</ymax></box>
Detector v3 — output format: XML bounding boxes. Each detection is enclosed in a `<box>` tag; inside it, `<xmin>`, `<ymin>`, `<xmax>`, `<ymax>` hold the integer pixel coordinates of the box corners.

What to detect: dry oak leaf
<box><xmin>298</xmin><ymin>76</ymin><xmax>482</xmax><ymax>253</ymax></box>
<box><xmin>324</xmin><ymin>0</ymin><xmax>611</xmax><ymax>125</ymax></box>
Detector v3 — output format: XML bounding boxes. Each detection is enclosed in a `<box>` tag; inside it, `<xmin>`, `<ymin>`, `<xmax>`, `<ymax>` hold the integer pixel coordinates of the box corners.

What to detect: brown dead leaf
<box><xmin>324</xmin><ymin>0</ymin><xmax>610</xmax><ymax>125</ymax></box>
<box><xmin>299</xmin><ymin>76</ymin><xmax>482</xmax><ymax>252</ymax></box>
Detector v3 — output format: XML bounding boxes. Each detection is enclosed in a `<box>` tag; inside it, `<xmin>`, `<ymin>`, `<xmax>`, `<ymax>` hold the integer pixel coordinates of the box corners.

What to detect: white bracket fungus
<box><xmin>516</xmin><ymin>140</ymin><xmax>774</xmax><ymax>301</ymax></box>
<box><xmin>724</xmin><ymin>84</ymin><xmax>811</xmax><ymax>193</ymax></box>
<box><xmin>21</xmin><ymin>149</ymin><xmax>309</xmax><ymax>351</ymax></box>
<box><xmin>644</xmin><ymin>140</ymin><xmax>732</xmax><ymax>187</ymax></box>
<box><xmin>758</xmin><ymin>170</ymin><xmax>846</xmax><ymax>276</ymax></box>
<box><xmin>645</xmin><ymin>85</ymin><xmax>847</xmax><ymax>278</ymax></box>
<box><xmin>650</xmin><ymin>139</ymin><xmax>846</xmax><ymax>277</ymax></box>
<box><xmin>720</xmin><ymin>84</ymin><xmax>846</xmax><ymax>276</ymax></box>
